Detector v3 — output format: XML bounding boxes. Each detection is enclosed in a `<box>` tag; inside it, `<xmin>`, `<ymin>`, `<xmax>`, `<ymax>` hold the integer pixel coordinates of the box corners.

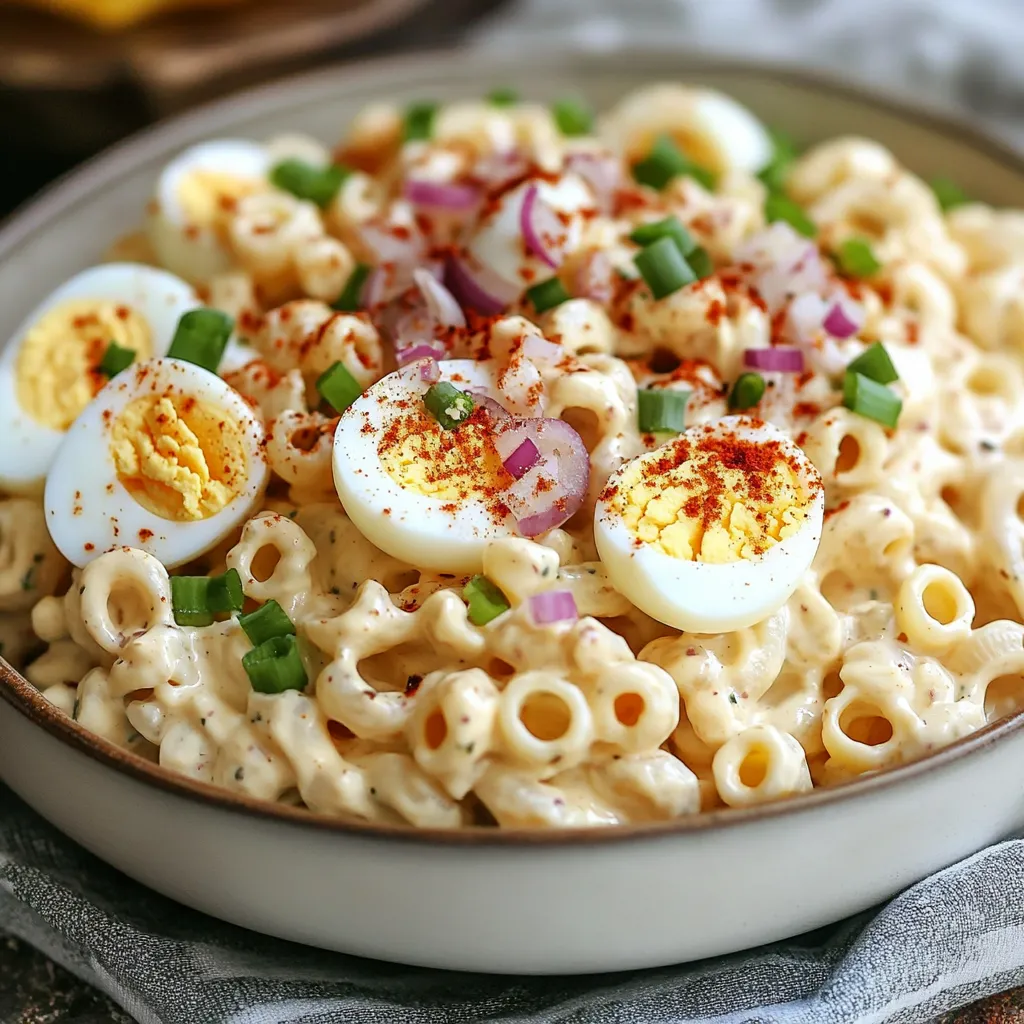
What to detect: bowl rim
<box><xmin>3</xmin><ymin>46</ymin><xmax>1024</xmax><ymax>848</ymax></box>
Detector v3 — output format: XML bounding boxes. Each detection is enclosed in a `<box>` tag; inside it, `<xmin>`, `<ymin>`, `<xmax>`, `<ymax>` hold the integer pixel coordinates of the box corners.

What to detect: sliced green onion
<box><xmin>404</xmin><ymin>101</ymin><xmax>438</xmax><ymax>141</ymax></box>
<box><xmin>242</xmin><ymin>634</ymin><xmax>308</xmax><ymax>694</ymax></box>
<box><xmin>269</xmin><ymin>159</ymin><xmax>350</xmax><ymax>208</ymax></box>
<box><xmin>930</xmin><ymin>176</ymin><xmax>969</xmax><ymax>212</ymax></box>
<box><xmin>332</xmin><ymin>262</ymin><xmax>373</xmax><ymax>312</ymax></box>
<box><xmin>170</xmin><ymin>576</ymin><xmax>214</xmax><ymax>627</ymax></box>
<box><xmin>208</xmin><ymin>568</ymin><xmax>244</xmax><ymax>614</ymax></box>
<box><xmin>629</xmin><ymin>215</ymin><xmax>696</xmax><ymax>255</ymax></box>
<box><xmin>843</xmin><ymin>371</ymin><xmax>902</xmax><ymax>428</ymax></box>
<box><xmin>424</xmin><ymin>381</ymin><xmax>474</xmax><ymax>430</ymax></box>
<box><xmin>728</xmin><ymin>372</ymin><xmax>766</xmax><ymax>411</ymax></box>
<box><xmin>845</xmin><ymin>341</ymin><xmax>898</xmax><ymax>385</ymax></box>
<box><xmin>634</xmin><ymin>236</ymin><xmax>697</xmax><ymax>300</ymax></box>
<box><xmin>834</xmin><ymin>237</ymin><xmax>881</xmax><ymax>278</ymax></box>
<box><xmin>631</xmin><ymin>134</ymin><xmax>716</xmax><ymax>191</ymax></box>
<box><xmin>317</xmin><ymin>361</ymin><xmax>363</xmax><ymax>414</ymax></box>
<box><xmin>764</xmin><ymin>194</ymin><xmax>817</xmax><ymax>239</ymax></box>
<box><xmin>98</xmin><ymin>341</ymin><xmax>136</xmax><ymax>377</ymax></box>
<box><xmin>756</xmin><ymin>127</ymin><xmax>799</xmax><ymax>194</ymax></box>
<box><xmin>169</xmin><ymin>570</ymin><xmax>243</xmax><ymax>627</ymax></box>
<box><xmin>552</xmin><ymin>97</ymin><xmax>593</xmax><ymax>136</ymax></box>
<box><xmin>238</xmin><ymin>599</ymin><xmax>295</xmax><ymax>647</ymax></box>
<box><xmin>167</xmin><ymin>308</ymin><xmax>234</xmax><ymax>374</ymax></box>
<box><xmin>488</xmin><ymin>87</ymin><xmax>519</xmax><ymax>107</ymax></box>
<box><xmin>463</xmin><ymin>575</ymin><xmax>510</xmax><ymax>626</ymax></box>
<box><xmin>526</xmin><ymin>276</ymin><xmax>571</xmax><ymax>314</ymax></box>
<box><xmin>637</xmin><ymin>388</ymin><xmax>689</xmax><ymax>434</ymax></box>
<box><xmin>687</xmin><ymin>246</ymin><xmax>714</xmax><ymax>280</ymax></box>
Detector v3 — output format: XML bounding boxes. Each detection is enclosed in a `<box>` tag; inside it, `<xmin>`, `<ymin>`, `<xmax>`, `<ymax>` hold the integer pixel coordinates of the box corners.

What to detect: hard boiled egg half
<box><xmin>334</xmin><ymin>359</ymin><xmax>522</xmax><ymax>574</ymax></box>
<box><xmin>147</xmin><ymin>139</ymin><xmax>271</xmax><ymax>284</ymax></box>
<box><xmin>600</xmin><ymin>84</ymin><xmax>773</xmax><ymax>177</ymax></box>
<box><xmin>595</xmin><ymin>417</ymin><xmax>824</xmax><ymax>633</ymax></box>
<box><xmin>0</xmin><ymin>264</ymin><xmax>199</xmax><ymax>493</ymax></box>
<box><xmin>45</xmin><ymin>357</ymin><xmax>268</xmax><ymax>568</ymax></box>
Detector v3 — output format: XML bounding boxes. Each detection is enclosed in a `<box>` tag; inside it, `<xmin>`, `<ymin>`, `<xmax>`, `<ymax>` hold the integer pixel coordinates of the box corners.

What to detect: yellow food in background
<box><xmin>16</xmin><ymin>299</ymin><xmax>152</xmax><ymax>431</ymax></box>
<box><xmin>110</xmin><ymin>394</ymin><xmax>246</xmax><ymax>521</ymax></box>
<box><xmin>8</xmin><ymin>0</ymin><xmax>248</xmax><ymax>29</ymax></box>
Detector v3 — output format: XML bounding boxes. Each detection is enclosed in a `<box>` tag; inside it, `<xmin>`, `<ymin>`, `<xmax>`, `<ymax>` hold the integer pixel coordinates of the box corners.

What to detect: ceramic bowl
<box><xmin>2</xmin><ymin>50</ymin><xmax>1024</xmax><ymax>975</ymax></box>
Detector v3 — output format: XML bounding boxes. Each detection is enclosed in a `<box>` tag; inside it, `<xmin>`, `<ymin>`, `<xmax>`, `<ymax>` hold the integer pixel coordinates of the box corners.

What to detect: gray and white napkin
<box><xmin>1</xmin><ymin>781</ymin><xmax>1024</xmax><ymax>1023</ymax></box>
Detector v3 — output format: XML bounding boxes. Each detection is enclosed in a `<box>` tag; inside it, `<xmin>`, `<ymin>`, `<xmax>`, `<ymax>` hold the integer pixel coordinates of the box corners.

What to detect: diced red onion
<box><xmin>495</xmin><ymin>353</ymin><xmax>545</xmax><ymax>417</ymax></box>
<box><xmin>786</xmin><ymin>293</ymin><xmax>830</xmax><ymax>346</ymax></box>
<box><xmin>413</xmin><ymin>268</ymin><xmax>466</xmax><ymax>329</ymax></box>
<box><xmin>735</xmin><ymin>224</ymin><xmax>828</xmax><ymax>313</ymax></box>
<box><xmin>522</xmin><ymin>332</ymin><xmax>563</xmax><ymax>365</ymax></box>
<box><xmin>396</xmin><ymin>344</ymin><xmax>445</xmax><ymax>369</ymax></box>
<box><xmin>502</xmin><ymin>438</ymin><xmax>541</xmax><ymax>480</ymax></box>
<box><xmin>358</xmin><ymin>217</ymin><xmax>425</xmax><ymax>266</ymax></box>
<box><xmin>528</xmin><ymin>590</ymin><xmax>578</xmax><ymax>625</ymax></box>
<box><xmin>823</xmin><ymin>298</ymin><xmax>864</xmax><ymax>339</ymax></box>
<box><xmin>445</xmin><ymin>255</ymin><xmax>515</xmax><ymax>315</ymax></box>
<box><xmin>467</xmin><ymin>388</ymin><xmax>511</xmax><ymax>423</ymax></box>
<box><xmin>403</xmin><ymin>179</ymin><xmax>481</xmax><ymax>210</ymax></box>
<box><xmin>520</xmin><ymin>184</ymin><xmax>566</xmax><ymax>269</ymax></box>
<box><xmin>565</xmin><ymin>151</ymin><xmax>622</xmax><ymax>211</ymax></box>
<box><xmin>361</xmin><ymin>267</ymin><xmax>387</xmax><ymax>309</ymax></box>
<box><xmin>743</xmin><ymin>347</ymin><xmax>805</xmax><ymax>373</ymax></box>
<box><xmin>472</xmin><ymin>150</ymin><xmax>530</xmax><ymax>192</ymax></box>
<box><xmin>494</xmin><ymin>417</ymin><xmax>589</xmax><ymax>537</ymax></box>
<box><xmin>390</xmin><ymin>307</ymin><xmax>437</xmax><ymax>350</ymax></box>
<box><xmin>574</xmin><ymin>249</ymin><xmax>616</xmax><ymax>305</ymax></box>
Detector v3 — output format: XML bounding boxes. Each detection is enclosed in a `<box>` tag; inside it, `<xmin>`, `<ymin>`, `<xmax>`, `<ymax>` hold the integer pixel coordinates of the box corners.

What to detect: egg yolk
<box><xmin>110</xmin><ymin>393</ymin><xmax>247</xmax><ymax>521</ymax></box>
<box><xmin>177</xmin><ymin>170</ymin><xmax>264</xmax><ymax>228</ymax></box>
<box><xmin>16</xmin><ymin>300</ymin><xmax>152</xmax><ymax>431</ymax></box>
<box><xmin>377</xmin><ymin>406</ymin><xmax>512</xmax><ymax>512</ymax></box>
<box><xmin>605</xmin><ymin>430</ymin><xmax>812</xmax><ymax>563</ymax></box>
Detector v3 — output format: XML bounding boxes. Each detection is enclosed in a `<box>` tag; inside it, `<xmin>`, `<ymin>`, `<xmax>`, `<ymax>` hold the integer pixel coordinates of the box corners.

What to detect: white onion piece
<box><xmin>413</xmin><ymin>268</ymin><xmax>466</xmax><ymax>329</ymax></box>
<box><xmin>565</xmin><ymin>151</ymin><xmax>622</xmax><ymax>211</ymax></box>
<box><xmin>358</xmin><ymin>216</ymin><xmax>425</xmax><ymax>265</ymax></box>
<box><xmin>445</xmin><ymin>254</ymin><xmax>519</xmax><ymax>314</ymax></box>
<box><xmin>520</xmin><ymin>185</ymin><xmax>569</xmax><ymax>269</ymax></box>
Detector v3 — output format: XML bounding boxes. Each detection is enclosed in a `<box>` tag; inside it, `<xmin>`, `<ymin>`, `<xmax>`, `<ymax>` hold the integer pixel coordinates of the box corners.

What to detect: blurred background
<box><xmin>2</xmin><ymin>0</ymin><xmax>1023</xmax><ymax>220</ymax></box>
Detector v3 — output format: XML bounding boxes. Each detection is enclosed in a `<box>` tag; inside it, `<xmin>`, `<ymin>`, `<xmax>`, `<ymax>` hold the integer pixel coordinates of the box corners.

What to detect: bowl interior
<box><xmin>2</xmin><ymin>49</ymin><xmax>1024</xmax><ymax>842</ymax></box>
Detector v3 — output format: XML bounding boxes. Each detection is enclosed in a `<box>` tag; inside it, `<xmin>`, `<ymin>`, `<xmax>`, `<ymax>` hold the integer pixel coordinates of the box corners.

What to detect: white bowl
<box><xmin>2</xmin><ymin>49</ymin><xmax>1024</xmax><ymax>976</ymax></box>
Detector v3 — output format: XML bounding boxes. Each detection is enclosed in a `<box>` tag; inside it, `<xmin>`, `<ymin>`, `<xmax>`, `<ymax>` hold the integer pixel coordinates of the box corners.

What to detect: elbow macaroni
<box><xmin>7</xmin><ymin>83</ymin><xmax>1024</xmax><ymax>830</ymax></box>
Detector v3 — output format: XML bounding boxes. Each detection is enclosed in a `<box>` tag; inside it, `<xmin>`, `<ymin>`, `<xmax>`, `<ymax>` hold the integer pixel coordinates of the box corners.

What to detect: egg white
<box><xmin>147</xmin><ymin>139</ymin><xmax>271</xmax><ymax>284</ymax></box>
<box><xmin>466</xmin><ymin>173</ymin><xmax>595</xmax><ymax>293</ymax></box>
<box><xmin>0</xmin><ymin>264</ymin><xmax>199</xmax><ymax>494</ymax></box>
<box><xmin>594</xmin><ymin>417</ymin><xmax>825</xmax><ymax>633</ymax></box>
<box><xmin>45</xmin><ymin>357</ymin><xmax>269</xmax><ymax>569</ymax></box>
<box><xmin>332</xmin><ymin>359</ymin><xmax>519</xmax><ymax>574</ymax></box>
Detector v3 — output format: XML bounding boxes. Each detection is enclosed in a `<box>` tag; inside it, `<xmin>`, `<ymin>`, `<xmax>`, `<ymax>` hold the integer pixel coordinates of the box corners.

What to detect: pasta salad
<box><xmin>2</xmin><ymin>82</ymin><xmax>1024</xmax><ymax>829</ymax></box>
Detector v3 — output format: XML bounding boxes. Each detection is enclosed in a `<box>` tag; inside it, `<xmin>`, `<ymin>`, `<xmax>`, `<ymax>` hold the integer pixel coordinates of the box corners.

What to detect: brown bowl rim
<box><xmin>2</xmin><ymin>47</ymin><xmax>1024</xmax><ymax>848</ymax></box>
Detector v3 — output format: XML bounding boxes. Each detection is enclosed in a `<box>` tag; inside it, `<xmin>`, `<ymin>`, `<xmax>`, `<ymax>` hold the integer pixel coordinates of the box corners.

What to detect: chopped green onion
<box><xmin>634</xmin><ymin>236</ymin><xmax>697</xmax><ymax>300</ymax></box>
<box><xmin>637</xmin><ymin>388</ymin><xmax>689</xmax><ymax>434</ymax></box>
<box><xmin>404</xmin><ymin>101</ymin><xmax>438</xmax><ymax>141</ymax></box>
<box><xmin>170</xmin><ymin>569</ymin><xmax>243</xmax><ymax>626</ymax></box>
<box><xmin>845</xmin><ymin>341</ymin><xmax>898</xmax><ymax>385</ymax></box>
<box><xmin>631</xmin><ymin>134</ymin><xmax>716</xmax><ymax>191</ymax></box>
<box><xmin>208</xmin><ymin>568</ymin><xmax>244</xmax><ymax>614</ymax></box>
<box><xmin>551</xmin><ymin>97</ymin><xmax>593</xmax><ymax>136</ymax></box>
<box><xmin>332</xmin><ymin>262</ymin><xmax>373</xmax><ymax>312</ymax></box>
<box><xmin>757</xmin><ymin>128</ymin><xmax>799</xmax><ymax>194</ymax></box>
<box><xmin>843</xmin><ymin>371</ymin><xmax>902</xmax><ymax>428</ymax></box>
<box><xmin>170</xmin><ymin>576</ymin><xmax>214</xmax><ymax>627</ymax></box>
<box><xmin>687</xmin><ymin>246</ymin><xmax>714</xmax><ymax>280</ymax></box>
<box><xmin>167</xmin><ymin>308</ymin><xmax>234</xmax><ymax>374</ymax></box>
<box><xmin>424</xmin><ymin>381</ymin><xmax>474</xmax><ymax>430</ymax></box>
<box><xmin>463</xmin><ymin>575</ymin><xmax>510</xmax><ymax>626</ymax></box>
<box><xmin>930</xmin><ymin>176</ymin><xmax>969</xmax><ymax>212</ymax></box>
<box><xmin>269</xmin><ymin>159</ymin><xmax>350</xmax><ymax>208</ymax></box>
<box><xmin>834</xmin><ymin>237</ymin><xmax>881</xmax><ymax>278</ymax></box>
<box><xmin>238</xmin><ymin>599</ymin><xmax>295</xmax><ymax>647</ymax></box>
<box><xmin>629</xmin><ymin>215</ymin><xmax>697</xmax><ymax>255</ymax></box>
<box><xmin>526</xmin><ymin>276</ymin><xmax>571</xmax><ymax>314</ymax></box>
<box><xmin>316</xmin><ymin>361</ymin><xmax>363</xmax><ymax>414</ymax></box>
<box><xmin>764</xmin><ymin>194</ymin><xmax>817</xmax><ymax>238</ymax></box>
<box><xmin>242</xmin><ymin>634</ymin><xmax>307</xmax><ymax>694</ymax></box>
<box><xmin>98</xmin><ymin>341</ymin><xmax>136</xmax><ymax>378</ymax></box>
<box><xmin>488</xmin><ymin>87</ymin><xmax>519</xmax><ymax>107</ymax></box>
<box><xmin>728</xmin><ymin>372</ymin><xmax>766</xmax><ymax>410</ymax></box>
